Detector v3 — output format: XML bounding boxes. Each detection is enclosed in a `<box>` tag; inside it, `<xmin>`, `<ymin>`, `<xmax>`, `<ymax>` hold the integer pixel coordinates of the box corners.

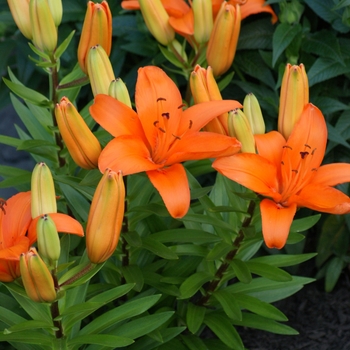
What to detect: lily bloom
<box><xmin>121</xmin><ymin>0</ymin><xmax>277</xmax><ymax>47</ymax></box>
<box><xmin>90</xmin><ymin>66</ymin><xmax>242</xmax><ymax>218</ymax></box>
<box><xmin>0</xmin><ymin>192</ymin><xmax>33</xmax><ymax>282</ymax></box>
<box><xmin>213</xmin><ymin>104</ymin><xmax>350</xmax><ymax>249</ymax></box>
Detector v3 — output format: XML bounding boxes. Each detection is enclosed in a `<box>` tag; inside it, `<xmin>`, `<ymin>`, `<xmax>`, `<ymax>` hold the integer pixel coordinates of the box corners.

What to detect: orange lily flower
<box><xmin>213</xmin><ymin>104</ymin><xmax>350</xmax><ymax>249</ymax></box>
<box><xmin>90</xmin><ymin>66</ymin><xmax>242</xmax><ymax>218</ymax></box>
<box><xmin>121</xmin><ymin>0</ymin><xmax>277</xmax><ymax>44</ymax></box>
<box><xmin>0</xmin><ymin>192</ymin><xmax>32</xmax><ymax>282</ymax></box>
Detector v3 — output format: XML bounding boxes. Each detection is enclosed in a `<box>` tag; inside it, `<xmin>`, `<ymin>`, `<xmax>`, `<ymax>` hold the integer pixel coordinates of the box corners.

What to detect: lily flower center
<box><xmin>279</xmin><ymin>143</ymin><xmax>318</xmax><ymax>205</ymax></box>
<box><xmin>151</xmin><ymin>97</ymin><xmax>192</xmax><ymax>164</ymax></box>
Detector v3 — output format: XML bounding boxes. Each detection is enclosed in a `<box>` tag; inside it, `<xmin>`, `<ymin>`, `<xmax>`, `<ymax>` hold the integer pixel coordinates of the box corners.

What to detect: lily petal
<box><xmin>0</xmin><ymin>236</ymin><xmax>30</xmax><ymax>260</ymax></box>
<box><xmin>312</xmin><ymin>163</ymin><xmax>350</xmax><ymax>187</ymax></box>
<box><xmin>283</xmin><ymin>104</ymin><xmax>327</xmax><ymax>175</ymax></box>
<box><xmin>147</xmin><ymin>163</ymin><xmax>190</xmax><ymax>218</ymax></box>
<box><xmin>255</xmin><ymin>131</ymin><xmax>285</xmax><ymax>166</ymax></box>
<box><xmin>213</xmin><ymin>153</ymin><xmax>281</xmax><ymax>200</ymax></box>
<box><xmin>295</xmin><ymin>184</ymin><xmax>350</xmax><ymax>214</ymax></box>
<box><xmin>233</xmin><ymin>0</ymin><xmax>278</xmax><ymax>23</ymax></box>
<box><xmin>90</xmin><ymin>94</ymin><xmax>145</xmax><ymax>139</ymax></box>
<box><xmin>169</xmin><ymin>9</ymin><xmax>194</xmax><ymax>36</ymax></box>
<box><xmin>135</xmin><ymin>66</ymin><xmax>183</xmax><ymax>148</ymax></box>
<box><xmin>260</xmin><ymin>199</ymin><xmax>297</xmax><ymax>249</ymax></box>
<box><xmin>99</xmin><ymin>135</ymin><xmax>160</xmax><ymax>175</ymax></box>
<box><xmin>1</xmin><ymin>192</ymin><xmax>32</xmax><ymax>247</ymax></box>
<box><xmin>180</xmin><ymin>100</ymin><xmax>242</xmax><ymax>136</ymax></box>
<box><xmin>167</xmin><ymin>132</ymin><xmax>241</xmax><ymax>164</ymax></box>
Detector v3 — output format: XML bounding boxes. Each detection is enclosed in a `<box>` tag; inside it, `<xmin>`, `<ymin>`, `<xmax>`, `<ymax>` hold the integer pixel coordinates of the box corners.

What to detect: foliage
<box><xmin>0</xmin><ymin>0</ymin><xmax>350</xmax><ymax>349</ymax></box>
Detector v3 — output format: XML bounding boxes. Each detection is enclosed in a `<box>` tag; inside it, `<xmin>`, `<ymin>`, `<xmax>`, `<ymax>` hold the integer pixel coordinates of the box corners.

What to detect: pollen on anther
<box><xmin>162</xmin><ymin>112</ymin><xmax>170</xmax><ymax>119</ymax></box>
<box><xmin>300</xmin><ymin>151</ymin><xmax>309</xmax><ymax>159</ymax></box>
<box><xmin>178</xmin><ymin>104</ymin><xmax>186</xmax><ymax>109</ymax></box>
<box><xmin>157</xmin><ymin>97</ymin><xmax>166</xmax><ymax>102</ymax></box>
<box><xmin>304</xmin><ymin>144</ymin><xmax>311</xmax><ymax>149</ymax></box>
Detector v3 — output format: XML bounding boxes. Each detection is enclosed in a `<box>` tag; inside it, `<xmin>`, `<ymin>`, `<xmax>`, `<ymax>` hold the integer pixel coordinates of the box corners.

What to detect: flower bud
<box><xmin>77</xmin><ymin>1</ymin><xmax>112</xmax><ymax>74</ymax></box>
<box><xmin>20</xmin><ymin>248</ymin><xmax>56</xmax><ymax>303</ymax></box>
<box><xmin>29</xmin><ymin>0</ymin><xmax>57</xmax><ymax>53</ymax></box>
<box><xmin>7</xmin><ymin>0</ymin><xmax>32</xmax><ymax>39</ymax></box>
<box><xmin>55</xmin><ymin>97</ymin><xmax>102</xmax><ymax>169</ymax></box>
<box><xmin>36</xmin><ymin>214</ymin><xmax>60</xmax><ymax>268</ymax></box>
<box><xmin>190</xmin><ymin>65</ymin><xmax>228</xmax><ymax>135</ymax></box>
<box><xmin>278</xmin><ymin>63</ymin><xmax>309</xmax><ymax>139</ymax></box>
<box><xmin>228</xmin><ymin>109</ymin><xmax>256</xmax><ymax>153</ymax></box>
<box><xmin>86</xmin><ymin>169</ymin><xmax>125</xmax><ymax>264</ymax></box>
<box><xmin>46</xmin><ymin>0</ymin><xmax>63</xmax><ymax>27</ymax></box>
<box><xmin>138</xmin><ymin>0</ymin><xmax>175</xmax><ymax>46</ymax></box>
<box><xmin>192</xmin><ymin>0</ymin><xmax>213</xmax><ymax>44</ymax></box>
<box><xmin>86</xmin><ymin>45</ymin><xmax>115</xmax><ymax>96</ymax></box>
<box><xmin>206</xmin><ymin>3</ymin><xmax>241</xmax><ymax>76</ymax></box>
<box><xmin>108</xmin><ymin>78</ymin><xmax>132</xmax><ymax>108</ymax></box>
<box><xmin>243</xmin><ymin>93</ymin><xmax>265</xmax><ymax>134</ymax></box>
<box><xmin>31</xmin><ymin>163</ymin><xmax>57</xmax><ymax>219</ymax></box>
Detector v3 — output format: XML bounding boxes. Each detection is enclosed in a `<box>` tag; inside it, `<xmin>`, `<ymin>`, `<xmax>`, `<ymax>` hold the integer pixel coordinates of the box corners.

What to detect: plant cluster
<box><xmin>0</xmin><ymin>0</ymin><xmax>350</xmax><ymax>349</ymax></box>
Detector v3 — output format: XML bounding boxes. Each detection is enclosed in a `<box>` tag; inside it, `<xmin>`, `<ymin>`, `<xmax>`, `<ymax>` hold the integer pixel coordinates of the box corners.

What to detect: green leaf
<box><xmin>232</xmin><ymin>312</ymin><xmax>298</xmax><ymax>335</ymax></box>
<box><xmin>5</xmin><ymin>320</ymin><xmax>55</xmax><ymax>333</ymax></box>
<box><xmin>3</xmin><ymin>78</ymin><xmax>50</xmax><ymax>107</ymax></box>
<box><xmin>113</xmin><ymin>312</ymin><xmax>174</xmax><ymax>339</ymax></box>
<box><xmin>67</xmin><ymin>334</ymin><xmax>134</xmax><ymax>347</ymax></box>
<box><xmin>0</xmin><ymin>331</ymin><xmax>52</xmax><ymax>345</ymax></box>
<box><xmin>290</xmin><ymin>215</ymin><xmax>321</xmax><ymax>232</ymax></box>
<box><xmin>234</xmin><ymin>294</ymin><xmax>288</xmax><ymax>321</ymax></box>
<box><xmin>251</xmin><ymin>253</ymin><xmax>317</xmax><ymax>268</ymax></box>
<box><xmin>5</xmin><ymin>284</ymin><xmax>51</xmax><ymax>323</ymax></box>
<box><xmin>326</xmin><ymin>122</ymin><xmax>350</xmax><ymax>149</ymax></box>
<box><xmin>186</xmin><ymin>303</ymin><xmax>206</xmax><ymax>334</ymax></box>
<box><xmin>142</xmin><ymin>237</ymin><xmax>178</xmax><ymax>260</ymax></box>
<box><xmin>79</xmin><ymin>295</ymin><xmax>162</xmax><ymax>335</ymax></box>
<box><xmin>325</xmin><ymin>256</ymin><xmax>345</xmax><ymax>292</ymax></box>
<box><xmin>158</xmin><ymin>45</ymin><xmax>187</xmax><ymax>70</ymax></box>
<box><xmin>245</xmin><ymin>262</ymin><xmax>292</xmax><ymax>282</ymax></box>
<box><xmin>0</xmin><ymin>306</ymin><xmax>27</xmax><ymax>327</ymax></box>
<box><xmin>212</xmin><ymin>290</ymin><xmax>242</xmax><ymax>321</ymax></box>
<box><xmin>230</xmin><ymin>259</ymin><xmax>252</xmax><ymax>284</ymax></box>
<box><xmin>121</xmin><ymin>265</ymin><xmax>144</xmax><ymax>292</ymax></box>
<box><xmin>225</xmin><ymin>276</ymin><xmax>315</xmax><ymax>303</ymax></box>
<box><xmin>180</xmin><ymin>335</ymin><xmax>211</xmax><ymax>350</ymax></box>
<box><xmin>204</xmin><ymin>312</ymin><xmax>244</xmax><ymax>350</ymax></box>
<box><xmin>179</xmin><ymin>272</ymin><xmax>214</xmax><ymax>299</ymax></box>
<box><xmin>307</xmin><ymin>57</ymin><xmax>350</xmax><ymax>86</ymax></box>
<box><xmin>151</xmin><ymin>229</ymin><xmax>221</xmax><ymax>244</ymax></box>
<box><xmin>206</xmin><ymin>242</ymin><xmax>232</xmax><ymax>261</ymax></box>
<box><xmin>55</xmin><ymin>30</ymin><xmax>75</xmax><ymax>59</ymax></box>
<box><xmin>272</xmin><ymin>23</ymin><xmax>302</xmax><ymax>66</ymax></box>
<box><xmin>59</xmin><ymin>262</ymin><xmax>105</xmax><ymax>289</ymax></box>
<box><xmin>180</xmin><ymin>214</ymin><xmax>235</xmax><ymax>233</ymax></box>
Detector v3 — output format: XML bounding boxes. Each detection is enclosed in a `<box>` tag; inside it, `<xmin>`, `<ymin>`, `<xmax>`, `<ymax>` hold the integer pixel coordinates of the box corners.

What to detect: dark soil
<box><xmin>238</xmin><ymin>270</ymin><xmax>350</xmax><ymax>350</ymax></box>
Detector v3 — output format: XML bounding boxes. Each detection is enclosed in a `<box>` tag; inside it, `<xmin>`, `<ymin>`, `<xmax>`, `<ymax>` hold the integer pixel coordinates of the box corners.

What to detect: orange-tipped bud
<box><xmin>29</xmin><ymin>0</ymin><xmax>57</xmax><ymax>53</ymax></box>
<box><xmin>206</xmin><ymin>3</ymin><xmax>241</xmax><ymax>77</ymax></box>
<box><xmin>86</xmin><ymin>169</ymin><xmax>125</xmax><ymax>264</ymax></box>
<box><xmin>243</xmin><ymin>93</ymin><xmax>265</xmax><ymax>135</ymax></box>
<box><xmin>190</xmin><ymin>65</ymin><xmax>229</xmax><ymax>135</ymax></box>
<box><xmin>20</xmin><ymin>248</ymin><xmax>56</xmax><ymax>303</ymax></box>
<box><xmin>55</xmin><ymin>97</ymin><xmax>101</xmax><ymax>169</ymax></box>
<box><xmin>192</xmin><ymin>0</ymin><xmax>213</xmax><ymax>44</ymax></box>
<box><xmin>77</xmin><ymin>1</ymin><xmax>112</xmax><ymax>74</ymax></box>
<box><xmin>7</xmin><ymin>0</ymin><xmax>32</xmax><ymax>39</ymax></box>
<box><xmin>138</xmin><ymin>0</ymin><xmax>175</xmax><ymax>46</ymax></box>
<box><xmin>31</xmin><ymin>163</ymin><xmax>57</xmax><ymax>219</ymax></box>
<box><xmin>108</xmin><ymin>78</ymin><xmax>132</xmax><ymax>108</ymax></box>
<box><xmin>86</xmin><ymin>45</ymin><xmax>115</xmax><ymax>96</ymax></box>
<box><xmin>46</xmin><ymin>0</ymin><xmax>63</xmax><ymax>26</ymax></box>
<box><xmin>36</xmin><ymin>214</ymin><xmax>60</xmax><ymax>268</ymax></box>
<box><xmin>278</xmin><ymin>63</ymin><xmax>309</xmax><ymax>139</ymax></box>
<box><xmin>228</xmin><ymin>109</ymin><xmax>256</xmax><ymax>153</ymax></box>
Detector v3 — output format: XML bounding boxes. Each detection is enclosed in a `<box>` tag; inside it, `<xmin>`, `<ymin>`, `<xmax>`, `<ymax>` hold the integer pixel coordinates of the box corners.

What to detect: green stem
<box><xmin>49</xmin><ymin>56</ymin><xmax>65</xmax><ymax>168</ymax></box>
<box><xmin>51</xmin><ymin>270</ymin><xmax>63</xmax><ymax>339</ymax></box>
<box><xmin>121</xmin><ymin>176</ymin><xmax>129</xmax><ymax>285</ymax></box>
<box><xmin>195</xmin><ymin>200</ymin><xmax>256</xmax><ymax>306</ymax></box>
<box><xmin>59</xmin><ymin>262</ymin><xmax>95</xmax><ymax>287</ymax></box>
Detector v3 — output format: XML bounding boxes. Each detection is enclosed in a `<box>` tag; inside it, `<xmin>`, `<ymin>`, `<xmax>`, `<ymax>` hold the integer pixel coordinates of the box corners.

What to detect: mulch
<box><xmin>238</xmin><ymin>269</ymin><xmax>350</xmax><ymax>350</ymax></box>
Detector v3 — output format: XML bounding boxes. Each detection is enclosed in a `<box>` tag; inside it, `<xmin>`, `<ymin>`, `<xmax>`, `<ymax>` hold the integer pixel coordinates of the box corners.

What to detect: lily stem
<box><xmin>51</xmin><ymin>271</ymin><xmax>63</xmax><ymax>339</ymax></box>
<box><xmin>196</xmin><ymin>200</ymin><xmax>256</xmax><ymax>306</ymax></box>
